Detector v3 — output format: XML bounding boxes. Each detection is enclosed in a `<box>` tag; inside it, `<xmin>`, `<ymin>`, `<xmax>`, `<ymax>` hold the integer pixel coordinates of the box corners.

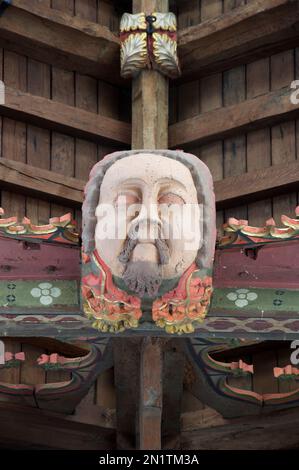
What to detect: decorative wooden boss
<box><xmin>82</xmin><ymin>150</ymin><xmax>216</xmax><ymax>334</ymax></box>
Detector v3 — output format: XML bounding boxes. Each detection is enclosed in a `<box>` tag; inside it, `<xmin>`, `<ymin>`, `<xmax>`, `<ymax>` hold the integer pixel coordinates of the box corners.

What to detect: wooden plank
<box><xmin>214</xmin><ymin>159</ymin><xmax>299</xmax><ymax>209</ymax></box>
<box><xmin>98</xmin><ymin>0</ymin><xmax>121</xmax><ymax>33</ymax></box>
<box><xmin>198</xmin><ymin>50</ymin><xmax>223</xmax><ymax>232</ymax></box>
<box><xmin>181</xmin><ymin>408</ymin><xmax>299</xmax><ymax>450</ymax></box>
<box><xmin>177</xmin><ymin>1</ymin><xmax>201</xmax><ymax>29</ymax></box>
<box><xmin>74</xmin><ymin>0</ymin><xmax>98</xmax><ymax>232</ymax></box>
<box><xmin>0</xmin><ymin>158</ymin><xmax>84</xmax><ymax>205</ymax></box>
<box><xmin>169</xmin><ymin>86</ymin><xmax>299</xmax><ymax>148</ymax></box>
<box><xmin>132</xmin><ymin>0</ymin><xmax>169</xmax><ymax>149</ymax></box>
<box><xmin>178</xmin><ymin>0</ymin><xmax>299</xmax><ymax>82</ymax></box>
<box><xmin>271</xmin><ymin>50</ymin><xmax>297</xmax><ymax>218</ymax></box>
<box><xmin>223</xmin><ymin>0</ymin><xmax>246</xmax><ymax>12</ymax></box>
<box><xmin>50</xmin><ymin>1</ymin><xmax>75</xmax><ymax>222</ymax></box>
<box><xmin>139</xmin><ymin>338</ymin><xmax>163</xmax><ymax>450</ymax></box>
<box><xmin>0</xmin><ymin>339</ymin><xmax>21</xmax><ymax>389</ymax></box>
<box><xmin>0</xmin><ymin>87</ymin><xmax>131</xmax><ymax>146</ymax></box>
<box><xmin>1</xmin><ymin>51</ymin><xmax>27</xmax><ymax>220</ymax></box>
<box><xmin>97</xmin><ymin>1</ymin><xmax>123</xmax><ymax>175</ymax></box>
<box><xmin>277</xmin><ymin>347</ymin><xmax>298</xmax><ymax>393</ymax></box>
<box><xmin>2</xmin><ymin>156</ymin><xmax>299</xmax><ymax>210</ymax></box>
<box><xmin>20</xmin><ymin>343</ymin><xmax>46</xmax><ymax>387</ymax></box>
<box><xmin>0</xmin><ymin>0</ymin><xmax>120</xmax><ymax>83</ymax></box>
<box><xmin>26</xmin><ymin>58</ymin><xmax>51</xmax><ymax>224</ymax></box>
<box><xmin>247</xmin><ymin>58</ymin><xmax>272</xmax><ymax>226</ymax></box>
<box><xmin>201</xmin><ymin>0</ymin><xmax>222</xmax><ymax>21</ymax></box>
<box><xmin>0</xmin><ymin>402</ymin><xmax>115</xmax><ymax>449</ymax></box>
<box><xmin>223</xmin><ymin>64</ymin><xmax>247</xmax><ymax>222</ymax></box>
<box><xmin>252</xmin><ymin>350</ymin><xmax>279</xmax><ymax>396</ymax></box>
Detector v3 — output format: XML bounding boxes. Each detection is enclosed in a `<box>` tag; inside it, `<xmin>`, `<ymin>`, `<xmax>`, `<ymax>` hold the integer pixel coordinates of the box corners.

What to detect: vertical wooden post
<box><xmin>114</xmin><ymin>0</ymin><xmax>170</xmax><ymax>450</ymax></box>
<box><xmin>139</xmin><ymin>338</ymin><xmax>163</xmax><ymax>450</ymax></box>
<box><xmin>132</xmin><ymin>0</ymin><xmax>169</xmax><ymax>149</ymax></box>
<box><xmin>131</xmin><ymin>0</ymin><xmax>170</xmax><ymax>449</ymax></box>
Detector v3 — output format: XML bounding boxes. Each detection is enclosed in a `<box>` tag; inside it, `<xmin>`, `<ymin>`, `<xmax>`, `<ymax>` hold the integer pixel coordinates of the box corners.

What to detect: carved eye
<box><xmin>115</xmin><ymin>193</ymin><xmax>140</xmax><ymax>206</ymax></box>
<box><xmin>158</xmin><ymin>193</ymin><xmax>185</xmax><ymax>206</ymax></box>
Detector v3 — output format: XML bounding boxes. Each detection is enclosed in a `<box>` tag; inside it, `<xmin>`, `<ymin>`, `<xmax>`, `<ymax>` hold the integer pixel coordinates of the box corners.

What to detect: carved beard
<box><xmin>118</xmin><ymin>226</ymin><xmax>170</xmax><ymax>298</ymax></box>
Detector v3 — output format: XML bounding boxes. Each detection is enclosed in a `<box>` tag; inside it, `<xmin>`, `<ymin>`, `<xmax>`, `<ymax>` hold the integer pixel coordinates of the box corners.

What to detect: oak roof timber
<box><xmin>0</xmin><ymin>402</ymin><xmax>115</xmax><ymax>450</ymax></box>
<box><xmin>0</xmin><ymin>0</ymin><xmax>297</xmax><ymax>88</ymax></box>
<box><xmin>178</xmin><ymin>0</ymin><xmax>299</xmax><ymax>83</ymax></box>
<box><xmin>169</xmin><ymin>87</ymin><xmax>299</xmax><ymax>148</ymax></box>
<box><xmin>0</xmin><ymin>0</ymin><xmax>121</xmax><ymax>83</ymax></box>
<box><xmin>2</xmin><ymin>157</ymin><xmax>299</xmax><ymax>210</ymax></box>
<box><xmin>0</xmin><ymin>87</ymin><xmax>131</xmax><ymax>146</ymax></box>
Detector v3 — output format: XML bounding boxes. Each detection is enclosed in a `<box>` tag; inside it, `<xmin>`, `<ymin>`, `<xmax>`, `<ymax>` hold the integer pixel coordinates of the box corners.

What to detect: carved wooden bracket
<box><xmin>0</xmin><ymin>338</ymin><xmax>113</xmax><ymax>413</ymax></box>
<box><xmin>186</xmin><ymin>338</ymin><xmax>299</xmax><ymax>418</ymax></box>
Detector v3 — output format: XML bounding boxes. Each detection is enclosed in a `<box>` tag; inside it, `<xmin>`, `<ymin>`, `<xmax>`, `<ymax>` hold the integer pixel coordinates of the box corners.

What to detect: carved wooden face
<box><xmin>95</xmin><ymin>153</ymin><xmax>202</xmax><ymax>286</ymax></box>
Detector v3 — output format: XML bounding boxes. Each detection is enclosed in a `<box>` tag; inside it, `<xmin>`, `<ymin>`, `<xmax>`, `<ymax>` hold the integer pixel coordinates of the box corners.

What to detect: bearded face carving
<box><xmin>82</xmin><ymin>150</ymin><xmax>216</xmax><ymax>334</ymax></box>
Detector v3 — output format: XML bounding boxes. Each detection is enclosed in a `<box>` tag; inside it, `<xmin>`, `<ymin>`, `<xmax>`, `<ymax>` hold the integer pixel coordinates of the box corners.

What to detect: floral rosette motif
<box><xmin>152</xmin><ymin>263</ymin><xmax>213</xmax><ymax>334</ymax></box>
<box><xmin>82</xmin><ymin>251</ymin><xmax>142</xmax><ymax>333</ymax></box>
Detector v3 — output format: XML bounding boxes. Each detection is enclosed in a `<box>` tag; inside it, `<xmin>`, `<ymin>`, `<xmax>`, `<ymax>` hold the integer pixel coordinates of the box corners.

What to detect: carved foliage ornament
<box><xmin>120</xmin><ymin>12</ymin><xmax>180</xmax><ymax>79</ymax></box>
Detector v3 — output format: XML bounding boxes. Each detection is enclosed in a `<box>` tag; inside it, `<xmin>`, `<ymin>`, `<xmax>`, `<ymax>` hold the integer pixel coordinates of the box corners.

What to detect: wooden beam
<box><xmin>0</xmin><ymin>158</ymin><xmax>84</xmax><ymax>206</ymax></box>
<box><xmin>1</xmin><ymin>157</ymin><xmax>299</xmax><ymax>210</ymax></box>
<box><xmin>139</xmin><ymin>338</ymin><xmax>163</xmax><ymax>450</ymax></box>
<box><xmin>132</xmin><ymin>0</ymin><xmax>169</xmax><ymax>149</ymax></box>
<box><xmin>181</xmin><ymin>408</ymin><xmax>299</xmax><ymax>450</ymax></box>
<box><xmin>0</xmin><ymin>87</ymin><xmax>131</xmax><ymax>146</ymax></box>
<box><xmin>0</xmin><ymin>0</ymin><xmax>121</xmax><ymax>83</ymax></box>
<box><xmin>0</xmin><ymin>402</ymin><xmax>115</xmax><ymax>450</ymax></box>
<box><xmin>178</xmin><ymin>0</ymin><xmax>299</xmax><ymax>82</ymax></box>
<box><xmin>214</xmin><ymin>160</ymin><xmax>299</xmax><ymax>209</ymax></box>
<box><xmin>169</xmin><ymin>87</ymin><xmax>299</xmax><ymax>148</ymax></box>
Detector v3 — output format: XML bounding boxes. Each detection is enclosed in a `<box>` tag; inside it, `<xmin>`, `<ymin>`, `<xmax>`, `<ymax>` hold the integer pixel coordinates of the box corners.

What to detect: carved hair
<box><xmin>82</xmin><ymin>150</ymin><xmax>216</xmax><ymax>268</ymax></box>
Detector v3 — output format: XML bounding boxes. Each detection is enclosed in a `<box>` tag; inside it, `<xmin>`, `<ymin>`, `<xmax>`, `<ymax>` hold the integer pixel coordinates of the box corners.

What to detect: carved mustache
<box><xmin>118</xmin><ymin>221</ymin><xmax>170</xmax><ymax>266</ymax></box>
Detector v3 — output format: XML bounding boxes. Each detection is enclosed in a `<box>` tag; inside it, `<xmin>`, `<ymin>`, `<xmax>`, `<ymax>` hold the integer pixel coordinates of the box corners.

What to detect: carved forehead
<box><xmin>100</xmin><ymin>153</ymin><xmax>196</xmax><ymax>190</ymax></box>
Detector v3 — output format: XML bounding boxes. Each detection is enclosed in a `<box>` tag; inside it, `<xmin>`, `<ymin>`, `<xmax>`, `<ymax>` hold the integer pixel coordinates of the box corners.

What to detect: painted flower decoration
<box><xmin>226</xmin><ymin>289</ymin><xmax>257</xmax><ymax>308</ymax></box>
<box><xmin>30</xmin><ymin>282</ymin><xmax>61</xmax><ymax>306</ymax></box>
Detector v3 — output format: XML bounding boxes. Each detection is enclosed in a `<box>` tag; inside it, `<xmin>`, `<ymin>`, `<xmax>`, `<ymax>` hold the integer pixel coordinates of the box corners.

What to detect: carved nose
<box><xmin>131</xmin><ymin>218</ymin><xmax>161</xmax><ymax>242</ymax></box>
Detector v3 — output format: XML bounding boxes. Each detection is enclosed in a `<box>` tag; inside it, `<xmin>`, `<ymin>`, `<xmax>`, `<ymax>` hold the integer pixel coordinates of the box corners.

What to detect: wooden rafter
<box><xmin>2</xmin><ymin>157</ymin><xmax>299</xmax><ymax>209</ymax></box>
<box><xmin>181</xmin><ymin>408</ymin><xmax>299</xmax><ymax>450</ymax></box>
<box><xmin>0</xmin><ymin>158</ymin><xmax>84</xmax><ymax>206</ymax></box>
<box><xmin>0</xmin><ymin>0</ymin><xmax>121</xmax><ymax>83</ymax></box>
<box><xmin>215</xmin><ymin>160</ymin><xmax>299</xmax><ymax>209</ymax></box>
<box><xmin>169</xmin><ymin>87</ymin><xmax>299</xmax><ymax>148</ymax></box>
<box><xmin>0</xmin><ymin>402</ymin><xmax>115</xmax><ymax>450</ymax></box>
<box><xmin>0</xmin><ymin>87</ymin><xmax>131</xmax><ymax>146</ymax></box>
<box><xmin>178</xmin><ymin>0</ymin><xmax>299</xmax><ymax>83</ymax></box>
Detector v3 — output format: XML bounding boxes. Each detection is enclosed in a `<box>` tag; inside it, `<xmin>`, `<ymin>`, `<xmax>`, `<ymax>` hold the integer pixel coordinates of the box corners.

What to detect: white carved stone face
<box><xmin>95</xmin><ymin>153</ymin><xmax>202</xmax><ymax>281</ymax></box>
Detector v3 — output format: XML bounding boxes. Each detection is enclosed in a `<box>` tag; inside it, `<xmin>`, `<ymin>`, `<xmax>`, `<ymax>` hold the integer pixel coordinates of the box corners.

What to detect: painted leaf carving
<box><xmin>152</xmin><ymin>12</ymin><xmax>177</xmax><ymax>31</ymax></box>
<box><xmin>152</xmin><ymin>33</ymin><xmax>180</xmax><ymax>78</ymax></box>
<box><xmin>120</xmin><ymin>12</ymin><xmax>146</xmax><ymax>32</ymax></box>
<box><xmin>121</xmin><ymin>33</ymin><xmax>148</xmax><ymax>78</ymax></box>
